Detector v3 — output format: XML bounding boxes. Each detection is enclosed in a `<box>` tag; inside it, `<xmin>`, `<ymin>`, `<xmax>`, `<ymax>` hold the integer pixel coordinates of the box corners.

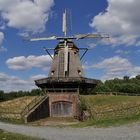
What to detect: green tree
<box><xmin>0</xmin><ymin>90</ymin><xmax>4</xmax><ymax>101</ymax></box>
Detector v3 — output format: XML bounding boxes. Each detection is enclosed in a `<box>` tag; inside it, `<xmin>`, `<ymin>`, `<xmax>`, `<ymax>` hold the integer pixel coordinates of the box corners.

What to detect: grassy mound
<box><xmin>0</xmin><ymin>96</ymin><xmax>36</xmax><ymax>113</ymax></box>
<box><xmin>0</xmin><ymin>96</ymin><xmax>36</xmax><ymax>122</ymax></box>
<box><xmin>81</xmin><ymin>95</ymin><xmax>140</xmax><ymax>112</ymax></box>
<box><xmin>76</xmin><ymin>95</ymin><xmax>140</xmax><ymax>127</ymax></box>
<box><xmin>1</xmin><ymin>94</ymin><xmax>140</xmax><ymax>127</ymax></box>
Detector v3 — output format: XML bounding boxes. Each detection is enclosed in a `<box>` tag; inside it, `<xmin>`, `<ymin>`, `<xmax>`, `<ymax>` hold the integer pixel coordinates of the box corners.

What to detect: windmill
<box><xmin>27</xmin><ymin>9</ymin><xmax>109</xmax><ymax>80</ymax></box>
<box><xmin>25</xmin><ymin>10</ymin><xmax>109</xmax><ymax>118</ymax></box>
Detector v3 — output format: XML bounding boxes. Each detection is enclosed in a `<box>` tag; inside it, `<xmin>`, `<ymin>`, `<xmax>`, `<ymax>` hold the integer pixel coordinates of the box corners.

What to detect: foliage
<box><xmin>0</xmin><ymin>90</ymin><xmax>5</xmax><ymax>101</ymax></box>
<box><xmin>0</xmin><ymin>89</ymin><xmax>42</xmax><ymax>102</ymax></box>
<box><xmin>93</xmin><ymin>75</ymin><xmax>140</xmax><ymax>94</ymax></box>
<box><xmin>79</xmin><ymin>97</ymin><xmax>88</xmax><ymax>111</ymax></box>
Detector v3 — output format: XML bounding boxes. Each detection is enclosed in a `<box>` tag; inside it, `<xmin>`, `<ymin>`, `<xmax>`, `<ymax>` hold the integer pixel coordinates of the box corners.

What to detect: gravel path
<box><xmin>0</xmin><ymin>122</ymin><xmax>140</xmax><ymax>140</ymax></box>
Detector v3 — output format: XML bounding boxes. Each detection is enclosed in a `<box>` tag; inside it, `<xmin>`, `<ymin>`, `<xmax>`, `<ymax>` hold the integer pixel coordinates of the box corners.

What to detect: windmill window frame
<box><xmin>78</xmin><ymin>70</ymin><xmax>82</xmax><ymax>75</ymax></box>
<box><xmin>51</xmin><ymin>70</ymin><xmax>55</xmax><ymax>76</ymax></box>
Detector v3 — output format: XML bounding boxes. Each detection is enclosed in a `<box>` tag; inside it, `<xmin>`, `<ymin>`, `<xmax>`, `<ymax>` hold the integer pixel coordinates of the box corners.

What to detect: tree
<box><xmin>123</xmin><ymin>76</ymin><xmax>129</xmax><ymax>81</ymax></box>
<box><xmin>30</xmin><ymin>89</ymin><xmax>42</xmax><ymax>96</ymax></box>
<box><xmin>0</xmin><ymin>90</ymin><xmax>4</xmax><ymax>101</ymax></box>
<box><xmin>136</xmin><ymin>75</ymin><xmax>140</xmax><ymax>80</ymax></box>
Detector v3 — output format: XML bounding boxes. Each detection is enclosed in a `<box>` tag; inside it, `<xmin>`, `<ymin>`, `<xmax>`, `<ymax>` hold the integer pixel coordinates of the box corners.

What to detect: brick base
<box><xmin>48</xmin><ymin>93</ymin><xmax>79</xmax><ymax>117</ymax></box>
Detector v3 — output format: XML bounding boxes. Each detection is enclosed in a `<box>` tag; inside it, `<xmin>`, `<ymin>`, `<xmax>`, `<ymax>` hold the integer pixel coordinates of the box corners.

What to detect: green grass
<box><xmin>81</xmin><ymin>95</ymin><xmax>140</xmax><ymax>106</ymax></box>
<box><xmin>0</xmin><ymin>117</ymin><xmax>24</xmax><ymax>124</ymax></box>
<box><xmin>0</xmin><ymin>129</ymin><xmax>44</xmax><ymax>140</ymax></box>
<box><xmin>0</xmin><ymin>96</ymin><xmax>37</xmax><ymax>123</ymax></box>
<box><xmin>0</xmin><ymin>96</ymin><xmax>36</xmax><ymax>113</ymax></box>
<box><xmin>1</xmin><ymin>94</ymin><xmax>140</xmax><ymax>128</ymax></box>
<box><xmin>80</xmin><ymin>95</ymin><xmax>140</xmax><ymax>113</ymax></box>
<box><xmin>75</xmin><ymin>95</ymin><xmax>140</xmax><ymax>127</ymax></box>
<box><xmin>71</xmin><ymin>114</ymin><xmax>140</xmax><ymax>128</ymax></box>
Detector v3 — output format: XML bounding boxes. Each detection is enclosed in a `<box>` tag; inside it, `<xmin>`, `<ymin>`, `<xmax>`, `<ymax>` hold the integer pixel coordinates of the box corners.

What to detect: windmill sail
<box><xmin>62</xmin><ymin>9</ymin><xmax>67</xmax><ymax>37</ymax></box>
<box><xmin>26</xmin><ymin>9</ymin><xmax>109</xmax><ymax>78</ymax></box>
<box><xmin>63</xmin><ymin>10</ymin><xmax>69</xmax><ymax>77</ymax></box>
<box><xmin>64</xmin><ymin>41</ymin><xmax>69</xmax><ymax>76</ymax></box>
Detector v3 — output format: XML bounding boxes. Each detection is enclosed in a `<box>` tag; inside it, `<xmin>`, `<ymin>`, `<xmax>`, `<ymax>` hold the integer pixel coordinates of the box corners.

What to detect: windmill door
<box><xmin>51</xmin><ymin>101</ymin><xmax>72</xmax><ymax>117</ymax></box>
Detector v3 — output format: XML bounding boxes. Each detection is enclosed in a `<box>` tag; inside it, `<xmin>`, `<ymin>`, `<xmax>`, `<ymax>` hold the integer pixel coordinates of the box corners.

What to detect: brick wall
<box><xmin>48</xmin><ymin>93</ymin><xmax>79</xmax><ymax>117</ymax></box>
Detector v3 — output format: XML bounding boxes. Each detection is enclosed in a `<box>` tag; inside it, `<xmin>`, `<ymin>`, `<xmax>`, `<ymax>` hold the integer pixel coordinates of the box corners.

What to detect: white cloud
<box><xmin>0</xmin><ymin>46</ymin><xmax>7</xmax><ymax>52</ymax></box>
<box><xmin>0</xmin><ymin>32</ymin><xmax>6</xmax><ymax>52</ymax></box>
<box><xmin>86</xmin><ymin>56</ymin><xmax>140</xmax><ymax>80</ymax></box>
<box><xmin>115</xmin><ymin>49</ymin><xmax>130</xmax><ymax>55</ymax></box>
<box><xmin>30</xmin><ymin>74</ymin><xmax>47</xmax><ymax>80</ymax></box>
<box><xmin>90</xmin><ymin>0</ymin><xmax>140</xmax><ymax>46</ymax></box>
<box><xmin>0</xmin><ymin>32</ymin><xmax>4</xmax><ymax>44</ymax></box>
<box><xmin>0</xmin><ymin>72</ymin><xmax>47</xmax><ymax>92</ymax></box>
<box><xmin>0</xmin><ymin>0</ymin><xmax>54</xmax><ymax>33</ymax></box>
<box><xmin>87</xmin><ymin>43</ymin><xmax>97</xmax><ymax>49</ymax></box>
<box><xmin>6</xmin><ymin>55</ymin><xmax>52</xmax><ymax>71</ymax></box>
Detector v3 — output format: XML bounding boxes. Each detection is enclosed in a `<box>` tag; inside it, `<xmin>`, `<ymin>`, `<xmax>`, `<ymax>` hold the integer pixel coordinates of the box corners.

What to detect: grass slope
<box><xmin>0</xmin><ymin>129</ymin><xmax>43</xmax><ymax>140</ymax></box>
<box><xmin>0</xmin><ymin>96</ymin><xmax>36</xmax><ymax>113</ymax></box>
<box><xmin>1</xmin><ymin>95</ymin><xmax>140</xmax><ymax>127</ymax></box>
<box><xmin>81</xmin><ymin>95</ymin><xmax>140</xmax><ymax>111</ymax></box>
<box><xmin>75</xmin><ymin>95</ymin><xmax>140</xmax><ymax>127</ymax></box>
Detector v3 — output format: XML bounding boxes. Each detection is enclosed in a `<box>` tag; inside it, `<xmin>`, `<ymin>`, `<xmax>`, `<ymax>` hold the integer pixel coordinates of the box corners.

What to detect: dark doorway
<box><xmin>51</xmin><ymin>101</ymin><xmax>72</xmax><ymax>117</ymax></box>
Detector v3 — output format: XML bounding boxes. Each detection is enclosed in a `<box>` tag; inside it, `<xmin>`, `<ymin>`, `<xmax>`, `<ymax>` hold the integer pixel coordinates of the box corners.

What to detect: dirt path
<box><xmin>0</xmin><ymin>121</ymin><xmax>140</xmax><ymax>140</ymax></box>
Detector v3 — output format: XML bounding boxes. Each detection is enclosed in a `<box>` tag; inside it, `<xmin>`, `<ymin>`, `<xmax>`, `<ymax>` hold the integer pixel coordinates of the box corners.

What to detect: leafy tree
<box><xmin>0</xmin><ymin>90</ymin><xmax>5</xmax><ymax>101</ymax></box>
<box><xmin>136</xmin><ymin>75</ymin><xmax>140</xmax><ymax>80</ymax></box>
<box><xmin>123</xmin><ymin>76</ymin><xmax>129</xmax><ymax>81</ymax></box>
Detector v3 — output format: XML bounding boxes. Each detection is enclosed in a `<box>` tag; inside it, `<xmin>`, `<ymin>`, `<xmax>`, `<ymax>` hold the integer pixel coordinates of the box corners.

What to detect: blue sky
<box><xmin>0</xmin><ymin>0</ymin><xmax>140</xmax><ymax>92</ymax></box>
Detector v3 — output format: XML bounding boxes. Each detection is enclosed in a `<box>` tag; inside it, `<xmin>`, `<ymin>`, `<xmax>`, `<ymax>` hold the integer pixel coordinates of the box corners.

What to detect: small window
<box><xmin>55</xmin><ymin>52</ymin><xmax>58</xmax><ymax>55</ymax></box>
<box><xmin>51</xmin><ymin>71</ymin><xmax>54</xmax><ymax>76</ymax></box>
<box><xmin>78</xmin><ymin>70</ymin><xmax>81</xmax><ymax>75</ymax></box>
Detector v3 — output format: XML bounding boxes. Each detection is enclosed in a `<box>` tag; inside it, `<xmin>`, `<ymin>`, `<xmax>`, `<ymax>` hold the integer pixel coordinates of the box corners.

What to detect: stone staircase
<box><xmin>21</xmin><ymin>95</ymin><xmax>49</xmax><ymax>122</ymax></box>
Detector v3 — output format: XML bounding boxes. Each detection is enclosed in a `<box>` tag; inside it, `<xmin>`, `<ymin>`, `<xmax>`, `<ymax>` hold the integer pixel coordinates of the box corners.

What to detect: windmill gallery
<box><xmin>23</xmin><ymin>10</ymin><xmax>109</xmax><ymax>122</ymax></box>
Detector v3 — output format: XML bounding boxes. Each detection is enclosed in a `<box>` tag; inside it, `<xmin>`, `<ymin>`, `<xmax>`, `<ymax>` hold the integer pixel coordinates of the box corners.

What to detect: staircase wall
<box><xmin>26</xmin><ymin>97</ymin><xmax>49</xmax><ymax>122</ymax></box>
